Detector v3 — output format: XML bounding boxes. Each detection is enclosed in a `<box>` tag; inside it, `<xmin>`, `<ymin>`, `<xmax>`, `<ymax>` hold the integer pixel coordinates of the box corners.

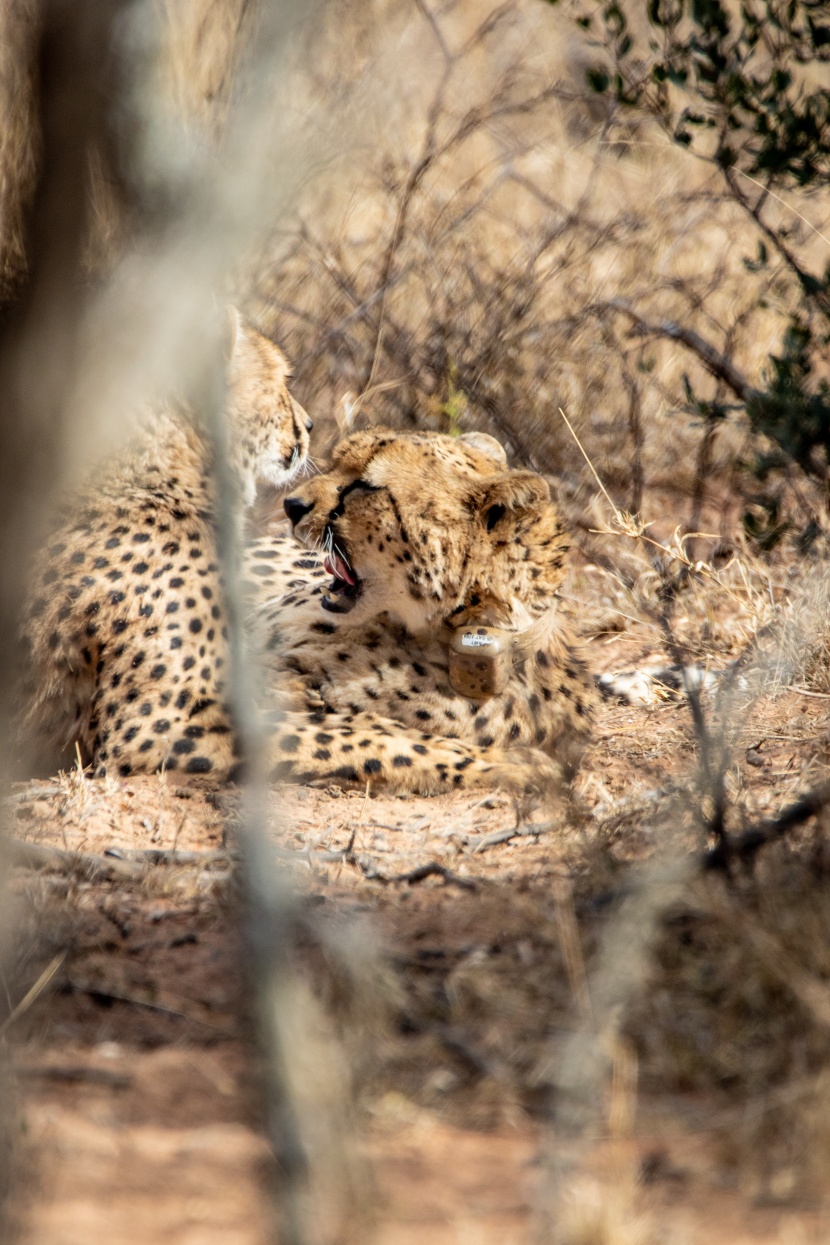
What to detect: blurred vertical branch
<box><xmin>539</xmin><ymin>847</ymin><xmax>693</xmax><ymax>1240</ymax></box>
<box><xmin>196</xmin><ymin>333</ymin><xmax>314</xmax><ymax>1245</ymax></box>
<box><xmin>0</xmin><ymin>4</ymin><xmax>130</xmax><ymax>1235</ymax></box>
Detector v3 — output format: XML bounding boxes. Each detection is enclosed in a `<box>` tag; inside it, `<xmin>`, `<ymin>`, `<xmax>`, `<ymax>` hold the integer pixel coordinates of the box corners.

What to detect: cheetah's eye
<box><xmin>485</xmin><ymin>504</ymin><xmax>506</xmax><ymax>531</ymax></box>
<box><xmin>341</xmin><ymin>478</ymin><xmax>381</xmax><ymax>502</ymax></box>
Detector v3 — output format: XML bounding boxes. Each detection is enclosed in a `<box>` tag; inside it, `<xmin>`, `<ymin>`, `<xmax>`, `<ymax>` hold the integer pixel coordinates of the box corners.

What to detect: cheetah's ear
<box><xmin>459</xmin><ymin>431</ymin><xmax>508</xmax><ymax>469</ymax></box>
<box><xmin>476</xmin><ymin>471</ymin><xmax>551</xmax><ymax>531</ymax></box>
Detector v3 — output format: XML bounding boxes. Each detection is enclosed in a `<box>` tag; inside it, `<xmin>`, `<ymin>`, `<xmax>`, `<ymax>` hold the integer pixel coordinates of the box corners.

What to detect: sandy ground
<box><xmin>5</xmin><ymin>645</ymin><xmax>830</xmax><ymax>1245</ymax></box>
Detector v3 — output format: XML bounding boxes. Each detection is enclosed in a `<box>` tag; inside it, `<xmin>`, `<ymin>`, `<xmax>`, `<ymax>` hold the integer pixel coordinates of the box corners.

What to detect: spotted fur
<box><xmin>248</xmin><ymin>428</ymin><xmax>595</xmax><ymax>795</ymax></box>
<box><xmin>18</xmin><ymin>312</ymin><xmax>311</xmax><ymax>778</ymax></box>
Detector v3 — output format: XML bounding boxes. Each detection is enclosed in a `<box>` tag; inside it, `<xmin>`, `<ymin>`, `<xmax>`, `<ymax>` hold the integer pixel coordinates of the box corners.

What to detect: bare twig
<box><xmin>723</xmin><ymin>167</ymin><xmax>830</xmax><ymax>313</ymax></box>
<box><xmin>538</xmin><ymin>847</ymin><xmax>693</xmax><ymax>1234</ymax></box>
<box><xmin>2</xmin><ymin>786</ymin><xmax>62</xmax><ymax>805</ymax></box>
<box><xmin>605</xmin><ymin>297</ymin><xmax>754</xmax><ymax>402</ymax></box>
<box><xmin>703</xmin><ymin>779</ymin><xmax>830</xmax><ymax>871</ymax></box>
<box><xmin>16</xmin><ymin>1064</ymin><xmax>133</xmax><ymax>1089</ymax></box>
<box><xmin>103</xmin><ymin>845</ymin><xmax>234</xmax><ymax>866</ymax></box>
<box><xmin>471</xmin><ymin>820</ymin><xmax>558</xmax><ymax>852</ymax></box>
<box><xmin>10</xmin><ymin>838</ymin><xmax>145</xmax><ymax>881</ymax></box>
<box><xmin>361</xmin><ymin>859</ymin><xmax>477</xmax><ymax>891</ymax></box>
<box><xmin>64</xmin><ymin>979</ymin><xmax>236</xmax><ymax>1033</ymax></box>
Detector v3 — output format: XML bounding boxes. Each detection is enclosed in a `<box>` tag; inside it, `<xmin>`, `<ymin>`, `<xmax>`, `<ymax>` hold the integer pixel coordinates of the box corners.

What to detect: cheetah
<box><xmin>18</xmin><ymin>310</ymin><xmax>311</xmax><ymax>778</ymax></box>
<box><xmin>247</xmin><ymin>427</ymin><xmax>596</xmax><ymax>794</ymax></box>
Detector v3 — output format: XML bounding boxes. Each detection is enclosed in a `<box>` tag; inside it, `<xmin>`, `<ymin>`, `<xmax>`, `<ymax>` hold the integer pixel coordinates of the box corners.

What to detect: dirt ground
<box><xmin>5</xmin><ymin>587</ymin><xmax>830</xmax><ymax>1243</ymax></box>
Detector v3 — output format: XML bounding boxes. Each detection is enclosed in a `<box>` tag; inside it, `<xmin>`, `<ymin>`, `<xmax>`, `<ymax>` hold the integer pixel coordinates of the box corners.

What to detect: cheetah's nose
<box><xmin>284</xmin><ymin>496</ymin><xmax>314</xmax><ymax>526</ymax></box>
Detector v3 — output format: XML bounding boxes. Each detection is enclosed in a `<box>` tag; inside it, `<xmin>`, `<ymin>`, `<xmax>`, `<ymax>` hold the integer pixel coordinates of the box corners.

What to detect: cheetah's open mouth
<box><xmin>322</xmin><ymin>546</ymin><xmax>362</xmax><ymax>614</ymax></box>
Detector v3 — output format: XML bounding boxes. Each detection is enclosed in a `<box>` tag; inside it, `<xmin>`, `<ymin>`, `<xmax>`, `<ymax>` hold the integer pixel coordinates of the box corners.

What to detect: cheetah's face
<box><xmin>284</xmin><ymin>429</ymin><xmax>569</xmax><ymax>635</ymax></box>
<box><xmin>225</xmin><ymin>312</ymin><xmax>312</xmax><ymax>505</ymax></box>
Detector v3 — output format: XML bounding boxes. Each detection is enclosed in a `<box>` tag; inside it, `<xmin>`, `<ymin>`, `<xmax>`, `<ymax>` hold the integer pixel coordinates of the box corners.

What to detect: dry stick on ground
<box><xmin>62</xmin><ymin>980</ymin><xmax>237</xmax><ymax>1035</ymax></box>
<box><xmin>358</xmin><ymin>859</ymin><xmax>478</xmax><ymax>892</ymax></box>
<box><xmin>17</xmin><ymin>1065</ymin><xmax>133</xmax><ymax>1089</ymax></box>
<box><xmin>9</xmin><ymin>838</ymin><xmax>235</xmax><ymax>879</ymax></box>
<box><xmin>472</xmin><ymin>820</ymin><xmax>559</xmax><ymax>852</ymax></box>
<box><xmin>10</xmin><ymin>839</ymin><xmax>146</xmax><ymax>882</ymax></box>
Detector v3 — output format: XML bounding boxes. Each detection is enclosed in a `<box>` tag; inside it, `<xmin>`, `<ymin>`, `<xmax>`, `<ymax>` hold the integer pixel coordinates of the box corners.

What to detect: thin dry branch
<box><xmin>723</xmin><ymin>166</ymin><xmax>830</xmax><ymax>313</ymax></box>
<box><xmin>605</xmin><ymin>297</ymin><xmax>754</xmax><ymax>402</ymax></box>
<box><xmin>704</xmin><ymin>778</ymin><xmax>830</xmax><ymax>871</ymax></box>
<box><xmin>472</xmin><ymin>819</ymin><xmax>558</xmax><ymax>852</ymax></box>
<box><xmin>10</xmin><ymin>838</ymin><xmax>145</xmax><ymax>881</ymax></box>
<box><xmin>361</xmin><ymin>859</ymin><xmax>477</xmax><ymax>891</ymax></box>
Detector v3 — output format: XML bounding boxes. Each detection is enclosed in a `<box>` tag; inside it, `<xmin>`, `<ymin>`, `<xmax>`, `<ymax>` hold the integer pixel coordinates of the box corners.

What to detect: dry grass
<box><xmin>244</xmin><ymin>0</ymin><xmax>829</xmax><ymax>545</ymax></box>
<box><xmin>627</xmin><ymin>839</ymin><xmax>830</xmax><ymax>1202</ymax></box>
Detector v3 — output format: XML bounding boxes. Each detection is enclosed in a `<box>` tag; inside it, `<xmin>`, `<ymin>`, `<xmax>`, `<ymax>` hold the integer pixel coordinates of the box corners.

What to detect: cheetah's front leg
<box><xmin>266</xmin><ymin>710</ymin><xmax>562</xmax><ymax>796</ymax></box>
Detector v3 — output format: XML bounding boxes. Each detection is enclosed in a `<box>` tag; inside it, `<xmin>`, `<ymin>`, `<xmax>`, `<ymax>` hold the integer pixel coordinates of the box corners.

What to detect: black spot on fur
<box><xmin>185</xmin><ymin>756</ymin><xmax>213</xmax><ymax>773</ymax></box>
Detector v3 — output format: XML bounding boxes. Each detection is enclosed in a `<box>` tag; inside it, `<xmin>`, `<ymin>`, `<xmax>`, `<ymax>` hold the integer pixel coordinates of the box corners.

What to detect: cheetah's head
<box><xmin>283</xmin><ymin>429</ymin><xmax>569</xmax><ymax>635</ymax></box>
<box><xmin>225</xmin><ymin>308</ymin><xmax>312</xmax><ymax>506</ymax></box>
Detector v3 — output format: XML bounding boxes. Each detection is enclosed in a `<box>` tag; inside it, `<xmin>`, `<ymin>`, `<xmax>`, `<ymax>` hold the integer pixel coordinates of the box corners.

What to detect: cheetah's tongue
<box><xmin>324</xmin><ymin>553</ymin><xmax>356</xmax><ymax>587</ymax></box>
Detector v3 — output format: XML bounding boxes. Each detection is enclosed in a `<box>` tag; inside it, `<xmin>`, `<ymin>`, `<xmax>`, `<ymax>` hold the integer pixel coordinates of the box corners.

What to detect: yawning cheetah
<box><xmin>246</xmin><ymin>427</ymin><xmax>595</xmax><ymax>794</ymax></box>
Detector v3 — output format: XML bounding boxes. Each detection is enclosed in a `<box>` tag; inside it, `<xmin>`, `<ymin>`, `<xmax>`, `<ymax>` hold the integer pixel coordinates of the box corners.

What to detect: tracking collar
<box><xmin>445</xmin><ymin>605</ymin><xmax>558</xmax><ymax>700</ymax></box>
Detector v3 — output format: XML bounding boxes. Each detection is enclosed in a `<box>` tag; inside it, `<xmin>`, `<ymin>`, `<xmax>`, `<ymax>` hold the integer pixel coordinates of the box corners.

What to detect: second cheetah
<box><xmin>19</xmin><ymin>310</ymin><xmax>311</xmax><ymax>778</ymax></box>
